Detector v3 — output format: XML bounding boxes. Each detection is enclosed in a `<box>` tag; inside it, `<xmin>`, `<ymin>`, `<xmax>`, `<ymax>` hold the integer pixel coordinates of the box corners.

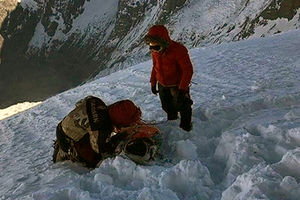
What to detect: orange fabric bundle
<box><xmin>132</xmin><ymin>125</ymin><xmax>159</xmax><ymax>139</ymax></box>
<box><xmin>119</xmin><ymin>122</ymin><xmax>160</xmax><ymax>139</ymax></box>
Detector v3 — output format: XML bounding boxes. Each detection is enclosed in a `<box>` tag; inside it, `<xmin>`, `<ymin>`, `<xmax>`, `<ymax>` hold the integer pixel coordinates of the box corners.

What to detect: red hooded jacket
<box><xmin>146</xmin><ymin>25</ymin><xmax>193</xmax><ymax>91</ymax></box>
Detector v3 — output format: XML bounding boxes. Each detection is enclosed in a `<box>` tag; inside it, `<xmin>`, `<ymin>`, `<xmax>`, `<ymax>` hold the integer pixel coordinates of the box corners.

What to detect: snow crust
<box><xmin>0</xmin><ymin>30</ymin><xmax>300</xmax><ymax>199</ymax></box>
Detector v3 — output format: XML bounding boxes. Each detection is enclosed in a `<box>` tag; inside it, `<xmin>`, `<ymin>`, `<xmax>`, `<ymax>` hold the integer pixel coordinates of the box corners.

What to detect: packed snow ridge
<box><xmin>0</xmin><ymin>29</ymin><xmax>300</xmax><ymax>200</ymax></box>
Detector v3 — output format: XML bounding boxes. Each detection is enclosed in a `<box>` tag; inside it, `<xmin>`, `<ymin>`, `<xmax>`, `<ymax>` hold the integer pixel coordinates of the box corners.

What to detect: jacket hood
<box><xmin>147</xmin><ymin>25</ymin><xmax>171</xmax><ymax>42</ymax></box>
<box><xmin>145</xmin><ymin>25</ymin><xmax>171</xmax><ymax>47</ymax></box>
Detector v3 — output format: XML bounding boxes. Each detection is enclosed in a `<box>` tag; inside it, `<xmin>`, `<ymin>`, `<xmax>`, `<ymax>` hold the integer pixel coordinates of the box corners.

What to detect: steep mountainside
<box><xmin>0</xmin><ymin>0</ymin><xmax>299</xmax><ymax>108</ymax></box>
<box><xmin>0</xmin><ymin>0</ymin><xmax>18</xmax><ymax>48</ymax></box>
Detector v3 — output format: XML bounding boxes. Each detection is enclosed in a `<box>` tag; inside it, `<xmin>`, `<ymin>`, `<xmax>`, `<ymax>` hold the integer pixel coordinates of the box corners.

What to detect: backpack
<box><xmin>61</xmin><ymin>96</ymin><xmax>113</xmax><ymax>153</ymax></box>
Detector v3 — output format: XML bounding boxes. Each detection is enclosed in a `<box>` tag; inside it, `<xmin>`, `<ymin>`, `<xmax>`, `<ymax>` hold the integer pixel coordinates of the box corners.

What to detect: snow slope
<box><xmin>0</xmin><ymin>29</ymin><xmax>300</xmax><ymax>200</ymax></box>
<box><xmin>0</xmin><ymin>102</ymin><xmax>41</xmax><ymax>120</ymax></box>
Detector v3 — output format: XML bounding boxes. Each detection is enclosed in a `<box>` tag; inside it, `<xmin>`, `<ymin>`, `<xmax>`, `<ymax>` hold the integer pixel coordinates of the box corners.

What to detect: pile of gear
<box><xmin>52</xmin><ymin>96</ymin><xmax>161</xmax><ymax>168</ymax></box>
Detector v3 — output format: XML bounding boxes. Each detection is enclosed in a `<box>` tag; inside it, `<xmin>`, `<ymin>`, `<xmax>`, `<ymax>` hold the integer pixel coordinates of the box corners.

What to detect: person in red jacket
<box><xmin>145</xmin><ymin>25</ymin><xmax>193</xmax><ymax>132</ymax></box>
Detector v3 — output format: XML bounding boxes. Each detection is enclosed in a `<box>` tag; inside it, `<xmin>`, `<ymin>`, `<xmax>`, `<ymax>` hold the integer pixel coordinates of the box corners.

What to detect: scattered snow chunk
<box><xmin>287</xmin><ymin>128</ymin><xmax>300</xmax><ymax>145</ymax></box>
<box><xmin>222</xmin><ymin>163</ymin><xmax>281</xmax><ymax>200</ymax></box>
<box><xmin>284</xmin><ymin>108</ymin><xmax>300</xmax><ymax>120</ymax></box>
<box><xmin>137</xmin><ymin>188</ymin><xmax>179</xmax><ymax>200</ymax></box>
<box><xmin>159</xmin><ymin>160</ymin><xmax>214</xmax><ymax>199</ymax></box>
<box><xmin>94</xmin><ymin>173</ymin><xmax>113</xmax><ymax>185</ymax></box>
<box><xmin>273</xmin><ymin>148</ymin><xmax>300</xmax><ymax>179</ymax></box>
<box><xmin>175</xmin><ymin>139</ymin><xmax>198</xmax><ymax>160</ymax></box>
<box><xmin>280</xmin><ymin>176</ymin><xmax>298</xmax><ymax>192</ymax></box>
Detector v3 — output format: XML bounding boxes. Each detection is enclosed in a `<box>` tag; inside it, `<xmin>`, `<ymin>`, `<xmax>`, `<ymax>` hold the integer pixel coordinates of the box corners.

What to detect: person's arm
<box><xmin>150</xmin><ymin>54</ymin><xmax>157</xmax><ymax>87</ymax></box>
<box><xmin>86</xmin><ymin>97</ymin><xmax>113</xmax><ymax>153</ymax></box>
<box><xmin>88</xmin><ymin>130</ymin><xmax>101</xmax><ymax>153</ymax></box>
<box><xmin>177</xmin><ymin>47</ymin><xmax>193</xmax><ymax>91</ymax></box>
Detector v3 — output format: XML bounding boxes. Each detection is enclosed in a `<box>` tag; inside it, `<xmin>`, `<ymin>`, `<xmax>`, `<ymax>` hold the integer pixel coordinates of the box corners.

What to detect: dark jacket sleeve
<box><xmin>86</xmin><ymin>97</ymin><xmax>114</xmax><ymax>154</ymax></box>
<box><xmin>176</xmin><ymin>47</ymin><xmax>193</xmax><ymax>90</ymax></box>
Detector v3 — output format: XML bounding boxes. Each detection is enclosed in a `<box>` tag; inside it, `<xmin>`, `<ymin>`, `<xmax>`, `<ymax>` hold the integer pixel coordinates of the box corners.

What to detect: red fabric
<box><xmin>146</xmin><ymin>25</ymin><xmax>193</xmax><ymax>91</ymax></box>
<box><xmin>74</xmin><ymin>135</ymin><xmax>100</xmax><ymax>168</ymax></box>
<box><xmin>108</xmin><ymin>100</ymin><xmax>141</xmax><ymax>127</ymax></box>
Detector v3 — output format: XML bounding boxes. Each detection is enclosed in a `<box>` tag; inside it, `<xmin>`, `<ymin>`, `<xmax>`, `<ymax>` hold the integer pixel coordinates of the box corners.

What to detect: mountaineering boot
<box><xmin>180</xmin><ymin>121</ymin><xmax>193</xmax><ymax>132</ymax></box>
<box><xmin>179</xmin><ymin>102</ymin><xmax>192</xmax><ymax>132</ymax></box>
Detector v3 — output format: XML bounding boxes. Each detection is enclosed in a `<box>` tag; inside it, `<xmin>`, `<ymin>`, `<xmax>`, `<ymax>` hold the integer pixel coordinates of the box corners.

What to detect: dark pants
<box><xmin>158</xmin><ymin>84</ymin><xmax>193</xmax><ymax>127</ymax></box>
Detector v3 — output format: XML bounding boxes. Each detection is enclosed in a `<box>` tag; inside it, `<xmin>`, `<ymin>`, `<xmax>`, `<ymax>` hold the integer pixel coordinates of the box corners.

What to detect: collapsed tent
<box><xmin>52</xmin><ymin>96</ymin><xmax>161</xmax><ymax>168</ymax></box>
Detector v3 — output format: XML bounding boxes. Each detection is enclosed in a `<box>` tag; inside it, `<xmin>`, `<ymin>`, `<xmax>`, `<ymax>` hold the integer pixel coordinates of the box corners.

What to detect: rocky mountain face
<box><xmin>0</xmin><ymin>0</ymin><xmax>299</xmax><ymax>108</ymax></box>
<box><xmin>0</xmin><ymin>0</ymin><xmax>19</xmax><ymax>47</ymax></box>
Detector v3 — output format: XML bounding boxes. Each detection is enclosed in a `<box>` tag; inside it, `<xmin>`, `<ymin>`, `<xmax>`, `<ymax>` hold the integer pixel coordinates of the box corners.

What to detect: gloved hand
<box><xmin>178</xmin><ymin>89</ymin><xmax>186</xmax><ymax>100</ymax></box>
<box><xmin>151</xmin><ymin>84</ymin><xmax>158</xmax><ymax>95</ymax></box>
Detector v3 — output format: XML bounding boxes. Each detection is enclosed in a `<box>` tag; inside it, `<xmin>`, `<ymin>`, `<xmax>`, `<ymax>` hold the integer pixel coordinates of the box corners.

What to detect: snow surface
<box><xmin>169</xmin><ymin>0</ymin><xmax>272</xmax><ymax>45</ymax></box>
<box><xmin>0</xmin><ymin>102</ymin><xmax>41</xmax><ymax>120</ymax></box>
<box><xmin>28</xmin><ymin>0</ymin><xmax>118</xmax><ymax>49</ymax></box>
<box><xmin>0</xmin><ymin>29</ymin><xmax>300</xmax><ymax>200</ymax></box>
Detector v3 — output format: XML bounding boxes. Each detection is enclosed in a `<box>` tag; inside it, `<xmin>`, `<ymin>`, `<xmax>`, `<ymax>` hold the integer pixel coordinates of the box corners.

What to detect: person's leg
<box><xmin>158</xmin><ymin>84</ymin><xmax>178</xmax><ymax>120</ymax></box>
<box><xmin>176</xmin><ymin>89</ymin><xmax>193</xmax><ymax>131</ymax></box>
<box><xmin>74</xmin><ymin>134</ymin><xmax>102</xmax><ymax>168</ymax></box>
<box><xmin>179</xmin><ymin>104</ymin><xmax>192</xmax><ymax>131</ymax></box>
